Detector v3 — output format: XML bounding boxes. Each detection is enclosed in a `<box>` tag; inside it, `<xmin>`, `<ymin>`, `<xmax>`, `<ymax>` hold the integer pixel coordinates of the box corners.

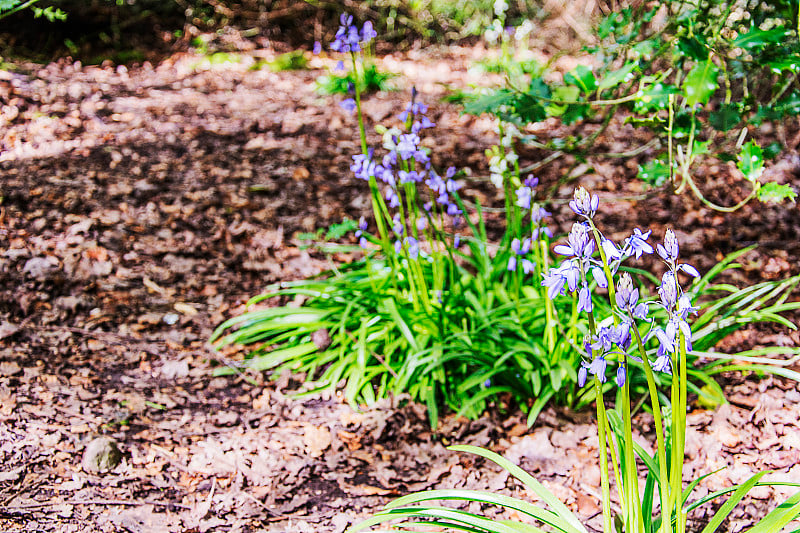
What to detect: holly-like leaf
<box><xmin>733</xmin><ymin>26</ymin><xmax>788</xmax><ymax>51</ymax></box>
<box><xmin>709</xmin><ymin>103</ymin><xmax>742</xmax><ymax>131</ymax></box>
<box><xmin>691</xmin><ymin>139</ymin><xmax>712</xmax><ymax>158</ymax></box>
<box><xmin>737</xmin><ymin>141</ymin><xmax>764</xmax><ymax>183</ymax></box>
<box><xmin>683</xmin><ymin>60</ymin><xmax>719</xmax><ymax>108</ymax></box>
<box><xmin>638</xmin><ymin>159</ymin><xmax>671</xmax><ymax>186</ymax></box>
<box><xmin>765</xmin><ymin>55</ymin><xmax>800</xmax><ymax>74</ymax></box>
<box><xmin>564</xmin><ymin>65</ymin><xmax>597</xmax><ymax>94</ymax></box>
<box><xmin>677</xmin><ymin>36</ymin><xmax>709</xmax><ymax>61</ymax></box>
<box><xmin>633</xmin><ymin>82</ymin><xmax>678</xmax><ymax>113</ymax></box>
<box><xmin>597</xmin><ymin>61</ymin><xmax>638</xmax><ymax>91</ymax></box>
<box><xmin>757</xmin><ymin>182</ymin><xmax>797</xmax><ymax>204</ymax></box>
<box><xmin>463</xmin><ymin>90</ymin><xmax>514</xmax><ymax>116</ymax></box>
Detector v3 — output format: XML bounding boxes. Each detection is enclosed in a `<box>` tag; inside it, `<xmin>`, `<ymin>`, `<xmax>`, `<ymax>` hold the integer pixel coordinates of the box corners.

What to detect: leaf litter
<box><xmin>0</xmin><ymin>37</ymin><xmax>798</xmax><ymax>533</ymax></box>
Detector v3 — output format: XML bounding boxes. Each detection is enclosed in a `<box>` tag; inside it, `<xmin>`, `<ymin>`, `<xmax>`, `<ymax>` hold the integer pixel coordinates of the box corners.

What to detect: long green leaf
<box><xmin>742</xmin><ymin>491</ymin><xmax>800</xmax><ymax>533</ymax></box>
<box><xmin>448</xmin><ymin>445</ymin><xmax>588</xmax><ymax>533</ymax></box>
<box><xmin>699</xmin><ymin>471</ymin><xmax>769</xmax><ymax>533</ymax></box>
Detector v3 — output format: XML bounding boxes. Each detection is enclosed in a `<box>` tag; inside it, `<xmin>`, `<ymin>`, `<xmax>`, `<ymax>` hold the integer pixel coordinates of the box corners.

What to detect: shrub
<box><xmin>462</xmin><ymin>0</ymin><xmax>800</xmax><ymax>210</ymax></box>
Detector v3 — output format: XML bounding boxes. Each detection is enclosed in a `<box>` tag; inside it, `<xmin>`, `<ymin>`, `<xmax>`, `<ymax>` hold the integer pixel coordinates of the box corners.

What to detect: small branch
<box><xmin>3</xmin><ymin>499</ymin><xmax>191</xmax><ymax>511</ymax></box>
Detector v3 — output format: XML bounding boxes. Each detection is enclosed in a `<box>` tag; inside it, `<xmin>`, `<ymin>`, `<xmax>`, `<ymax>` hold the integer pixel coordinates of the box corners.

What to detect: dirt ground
<box><xmin>1</xmin><ymin>39</ymin><xmax>799</xmax><ymax>533</ymax></box>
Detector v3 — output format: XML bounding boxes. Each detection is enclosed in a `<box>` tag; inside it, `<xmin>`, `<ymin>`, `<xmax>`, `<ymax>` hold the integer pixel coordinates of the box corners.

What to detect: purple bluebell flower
<box><xmin>542</xmin><ymin>260</ymin><xmax>581</xmax><ymax>298</ymax></box>
<box><xmin>624</xmin><ymin>228</ymin><xmax>653</xmax><ymax>259</ymax></box>
<box><xmin>411</xmin><ymin>117</ymin><xmax>435</xmax><ymax>134</ymax></box>
<box><xmin>592</xmin><ymin>326</ymin><xmax>615</xmax><ymax>353</ymax></box>
<box><xmin>361</xmin><ymin>20</ymin><xmax>377</xmax><ymax>43</ymax></box>
<box><xmin>406</xmin><ymin>237</ymin><xmax>419</xmax><ymax>259</ymax></box>
<box><xmin>351</xmin><ymin>152</ymin><xmax>375</xmax><ymax>180</ymax></box>
<box><xmin>396</xmin><ymin>133</ymin><xmax>421</xmax><ymax>160</ymax></box>
<box><xmin>453</xmin><ymin>235</ymin><xmax>461</xmax><ymax>248</ymax></box>
<box><xmin>612</xmin><ymin>322</ymin><xmax>631</xmax><ymax>351</ymax></box>
<box><xmin>340</xmin><ymin>98</ymin><xmax>357</xmax><ymax>114</ymax></box>
<box><xmin>331</xmin><ymin>13</ymin><xmax>364</xmax><ymax>53</ymax></box>
<box><xmin>507</xmin><ymin>256</ymin><xmax>517</xmax><ymax>271</ymax></box>
<box><xmin>657</xmin><ymin>229</ymin><xmax>680</xmax><ymax>263</ymax></box>
<box><xmin>652</xmin><ymin>352</ymin><xmax>672</xmax><ymax>374</ymax></box>
<box><xmin>615</xmin><ymin>365</ymin><xmax>626</xmax><ymax>387</ymax></box>
<box><xmin>522</xmin><ymin>259</ymin><xmax>535</xmax><ymax>274</ymax></box>
<box><xmin>416</xmin><ymin>217</ymin><xmax>428</xmax><ymax>231</ymax></box>
<box><xmin>446</xmin><ymin>167</ymin><xmax>456</xmax><ymax>179</ymax></box>
<box><xmin>588</xmin><ymin>356</ymin><xmax>608</xmax><ymax>382</ymax></box>
<box><xmin>590</xmin><ymin>266</ymin><xmax>608</xmax><ymax>288</ymax></box>
<box><xmin>658</xmin><ymin>271</ymin><xmax>679</xmax><ymax>309</ymax></box>
<box><xmin>554</xmin><ymin>222</ymin><xmax>594</xmax><ymax>258</ymax></box>
<box><xmin>601</xmin><ymin>238</ymin><xmax>624</xmax><ymax>261</ymax></box>
<box><xmin>515</xmin><ymin>186</ymin><xmax>532</xmax><ymax>209</ymax></box>
<box><xmin>578</xmin><ymin>363</ymin><xmax>589</xmax><ymax>387</ymax></box>
<box><xmin>393</xmin><ymin>239</ymin><xmax>401</xmax><ymax>254</ymax></box>
<box><xmin>447</xmin><ymin>203</ymin><xmax>462</xmax><ymax>217</ymax></box>
<box><xmin>524</xmin><ymin>174</ymin><xmax>539</xmax><ymax>188</ymax></box>
<box><xmin>359</xmin><ymin>236</ymin><xmax>368</xmax><ymax>248</ymax></box>
<box><xmin>398</xmin><ymin>170</ymin><xmax>421</xmax><ymax>184</ymax></box>
<box><xmin>578</xmin><ymin>283</ymin><xmax>593</xmax><ymax>313</ymax></box>
<box><xmin>615</xmin><ymin>273</ymin><xmax>639</xmax><ymax>311</ymax></box>
<box><xmin>334</xmin><ymin>60</ymin><xmax>345</xmax><ymax>71</ymax></box>
<box><xmin>313</xmin><ymin>41</ymin><xmax>322</xmax><ymax>55</ymax></box>
<box><xmin>423</xmin><ymin>202</ymin><xmax>432</xmax><ymax>212</ymax></box>
<box><xmin>392</xmin><ymin>214</ymin><xmax>404</xmax><ymax>237</ymax></box>
<box><xmin>385</xmin><ymin>188</ymin><xmax>399</xmax><ymax>208</ymax></box>
<box><xmin>569</xmin><ymin>186</ymin><xmax>599</xmax><ymax>219</ymax></box>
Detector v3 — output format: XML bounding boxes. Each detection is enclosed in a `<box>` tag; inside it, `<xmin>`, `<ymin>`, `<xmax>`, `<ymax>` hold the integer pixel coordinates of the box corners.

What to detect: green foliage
<box><xmin>461</xmin><ymin>0</ymin><xmax>800</xmax><ymax>211</ymax></box>
<box><xmin>0</xmin><ymin>0</ymin><xmax>65</xmax><ymax>21</ymax></box>
<box><xmin>316</xmin><ymin>63</ymin><xmax>395</xmax><ymax>95</ymax></box>
<box><xmin>252</xmin><ymin>50</ymin><xmax>309</xmax><ymax>72</ymax></box>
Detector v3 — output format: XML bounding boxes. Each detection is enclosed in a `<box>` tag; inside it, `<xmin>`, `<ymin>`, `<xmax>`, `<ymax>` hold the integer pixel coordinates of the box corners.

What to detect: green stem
<box><xmin>594</xmin><ymin>378</ymin><xmax>614</xmax><ymax>533</ymax></box>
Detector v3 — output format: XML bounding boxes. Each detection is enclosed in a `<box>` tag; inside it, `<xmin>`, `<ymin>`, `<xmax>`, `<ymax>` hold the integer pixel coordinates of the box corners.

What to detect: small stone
<box><xmin>82</xmin><ymin>437</ymin><xmax>122</xmax><ymax>473</ymax></box>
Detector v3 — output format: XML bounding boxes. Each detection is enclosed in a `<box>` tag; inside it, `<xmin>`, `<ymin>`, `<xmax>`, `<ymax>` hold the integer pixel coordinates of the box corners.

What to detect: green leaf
<box><xmin>633</xmin><ymin>83</ymin><xmax>678</xmax><ymax>113</ymax></box>
<box><xmin>325</xmin><ymin>218</ymin><xmax>359</xmax><ymax>240</ymax></box>
<box><xmin>448</xmin><ymin>445</ymin><xmax>588</xmax><ymax>533</ymax></box>
<box><xmin>733</xmin><ymin>26</ymin><xmax>789</xmax><ymax>51</ymax></box>
<box><xmin>564</xmin><ymin>65</ymin><xmax>597</xmax><ymax>94</ymax></box>
<box><xmin>743</xmin><ymin>490</ymin><xmax>800</xmax><ymax>533</ymax></box>
<box><xmin>638</xmin><ymin>159</ymin><xmax>670</xmax><ymax>187</ymax></box>
<box><xmin>597</xmin><ymin>62</ymin><xmax>638</xmax><ymax>91</ymax></box>
<box><xmin>213</xmin><ymin>342</ymin><xmax>319</xmax><ymax>375</ymax></box>
<box><xmin>464</xmin><ymin>90</ymin><xmax>515</xmax><ymax>116</ymax></box>
<box><xmin>757</xmin><ymin>182</ymin><xmax>797</xmax><ymax>204</ymax></box>
<box><xmin>765</xmin><ymin>55</ymin><xmax>800</xmax><ymax>74</ymax></box>
<box><xmin>699</xmin><ymin>471</ymin><xmax>770</xmax><ymax>533</ymax></box>
<box><xmin>683</xmin><ymin>60</ymin><xmax>719</xmax><ymax>108</ymax></box>
<box><xmin>737</xmin><ymin>141</ymin><xmax>764</xmax><ymax>183</ymax></box>
<box><xmin>677</xmin><ymin>36</ymin><xmax>709</xmax><ymax>61</ymax></box>
<box><xmin>709</xmin><ymin>103</ymin><xmax>742</xmax><ymax>131</ymax></box>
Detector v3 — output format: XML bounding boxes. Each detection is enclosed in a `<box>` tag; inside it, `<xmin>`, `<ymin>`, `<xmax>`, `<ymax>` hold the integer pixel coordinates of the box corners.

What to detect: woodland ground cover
<box><xmin>0</xmin><ymin>2</ymin><xmax>799</xmax><ymax>533</ymax></box>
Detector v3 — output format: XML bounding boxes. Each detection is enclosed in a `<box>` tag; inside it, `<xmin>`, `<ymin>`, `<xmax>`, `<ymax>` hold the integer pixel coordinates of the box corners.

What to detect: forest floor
<box><xmin>1</xmin><ymin>37</ymin><xmax>800</xmax><ymax>533</ymax></box>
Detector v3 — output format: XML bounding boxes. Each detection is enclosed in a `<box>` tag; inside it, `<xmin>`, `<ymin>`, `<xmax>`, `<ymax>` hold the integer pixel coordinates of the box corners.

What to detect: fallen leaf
<box><xmin>304</xmin><ymin>424</ymin><xmax>331</xmax><ymax>457</ymax></box>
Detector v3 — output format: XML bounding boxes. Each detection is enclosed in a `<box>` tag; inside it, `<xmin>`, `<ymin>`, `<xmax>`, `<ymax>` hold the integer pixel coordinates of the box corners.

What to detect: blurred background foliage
<box><xmin>0</xmin><ymin>0</ymin><xmax>544</xmax><ymax>64</ymax></box>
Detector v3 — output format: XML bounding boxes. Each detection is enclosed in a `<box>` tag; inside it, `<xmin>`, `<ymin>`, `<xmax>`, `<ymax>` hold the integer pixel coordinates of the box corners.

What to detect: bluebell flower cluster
<box><xmin>546</xmin><ymin>187</ymin><xmax>701</xmax><ymax>387</ymax></box>
<box><xmin>330</xmin><ymin>14</ymin><xmax>375</xmax><ymax>53</ymax></box>
<box><xmin>507</xmin><ymin>238</ymin><xmax>534</xmax><ymax>273</ymax></box>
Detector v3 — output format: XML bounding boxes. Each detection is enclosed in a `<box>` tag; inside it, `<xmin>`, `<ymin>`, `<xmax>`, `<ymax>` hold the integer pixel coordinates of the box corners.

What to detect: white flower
<box><xmin>491</xmin><ymin>172</ymin><xmax>504</xmax><ymax>188</ymax></box>
<box><xmin>382</xmin><ymin>127</ymin><xmax>402</xmax><ymax>150</ymax></box>
<box><xmin>515</xmin><ymin>20</ymin><xmax>534</xmax><ymax>41</ymax></box>
<box><xmin>494</xmin><ymin>0</ymin><xmax>509</xmax><ymax>18</ymax></box>
<box><xmin>505</xmin><ymin>152</ymin><xmax>518</xmax><ymax>165</ymax></box>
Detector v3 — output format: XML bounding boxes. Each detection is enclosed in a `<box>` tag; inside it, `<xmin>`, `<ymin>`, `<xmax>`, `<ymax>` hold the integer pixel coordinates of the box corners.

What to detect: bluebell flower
<box><xmin>406</xmin><ymin>237</ymin><xmax>420</xmax><ymax>259</ymax></box>
<box><xmin>453</xmin><ymin>235</ymin><xmax>461</xmax><ymax>248</ymax></box>
<box><xmin>385</xmin><ymin>188</ymin><xmax>399</xmax><ymax>208</ymax></box>
<box><xmin>615</xmin><ymin>273</ymin><xmax>639</xmax><ymax>311</ymax></box>
<box><xmin>623</xmin><ymin>228</ymin><xmax>653</xmax><ymax>259</ymax></box>
<box><xmin>396</xmin><ymin>133</ymin><xmax>421</xmax><ymax>160</ymax></box>
<box><xmin>658</xmin><ymin>271</ymin><xmax>679</xmax><ymax>309</ymax></box>
<box><xmin>588</xmin><ymin>356</ymin><xmax>608</xmax><ymax>382</ymax></box>
<box><xmin>359</xmin><ymin>236</ymin><xmax>368</xmax><ymax>248</ymax></box>
<box><xmin>411</xmin><ymin>116</ymin><xmax>435</xmax><ymax>134</ymax></box>
<box><xmin>392</xmin><ymin>214</ymin><xmax>404</xmax><ymax>236</ymax></box>
<box><xmin>592</xmin><ymin>326</ymin><xmax>615</xmax><ymax>353</ymax></box>
<box><xmin>578</xmin><ymin>283</ymin><xmax>593</xmax><ymax>313</ymax></box>
<box><xmin>615</xmin><ymin>365</ymin><xmax>626</xmax><ymax>387</ymax></box>
<box><xmin>554</xmin><ymin>222</ymin><xmax>594</xmax><ymax>259</ymax></box>
<box><xmin>507</xmin><ymin>256</ymin><xmax>517</xmax><ymax>271</ymax></box>
<box><xmin>334</xmin><ymin>60</ymin><xmax>345</xmax><ymax>71</ymax></box>
<box><xmin>447</xmin><ymin>203</ymin><xmax>462</xmax><ymax>217</ymax></box>
<box><xmin>657</xmin><ymin>229</ymin><xmax>680</xmax><ymax>263</ymax></box>
<box><xmin>446</xmin><ymin>167</ymin><xmax>457</xmax><ymax>179</ymax></box>
<box><xmin>423</xmin><ymin>202</ymin><xmax>432</xmax><ymax>212</ymax></box>
<box><xmin>590</xmin><ymin>266</ymin><xmax>608</xmax><ymax>288</ymax></box>
<box><xmin>351</xmin><ymin>152</ymin><xmax>375</xmax><ymax>180</ymax></box>
<box><xmin>522</xmin><ymin>259</ymin><xmax>535</xmax><ymax>274</ymax></box>
<box><xmin>393</xmin><ymin>239</ymin><xmax>401</xmax><ymax>254</ymax></box>
<box><xmin>340</xmin><ymin>98</ymin><xmax>357</xmax><ymax>114</ymax></box>
<box><xmin>398</xmin><ymin>170</ymin><xmax>421</xmax><ymax>184</ymax></box>
<box><xmin>542</xmin><ymin>260</ymin><xmax>580</xmax><ymax>298</ymax></box>
<box><xmin>652</xmin><ymin>352</ymin><xmax>672</xmax><ymax>374</ymax></box>
<box><xmin>360</xmin><ymin>20</ymin><xmax>377</xmax><ymax>43</ymax></box>
<box><xmin>524</xmin><ymin>174</ymin><xmax>539</xmax><ymax>188</ymax></box>
<box><xmin>515</xmin><ymin>186</ymin><xmax>532</xmax><ymax>209</ymax></box>
<box><xmin>313</xmin><ymin>41</ymin><xmax>322</xmax><ymax>55</ymax></box>
<box><xmin>601</xmin><ymin>238</ymin><xmax>624</xmax><ymax>261</ymax></box>
<box><xmin>578</xmin><ymin>362</ymin><xmax>589</xmax><ymax>387</ymax></box>
<box><xmin>569</xmin><ymin>186</ymin><xmax>599</xmax><ymax>219</ymax></box>
<box><xmin>416</xmin><ymin>217</ymin><xmax>428</xmax><ymax>231</ymax></box>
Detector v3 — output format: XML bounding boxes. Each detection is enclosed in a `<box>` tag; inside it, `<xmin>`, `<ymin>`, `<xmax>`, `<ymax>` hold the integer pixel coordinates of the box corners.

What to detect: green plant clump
<box><xmin>211</xmin><ymin>11</ymin><xmax>800</xmax><ymax>428</ymax></box>
<box><xmin>462</xmin><ymin>0</ymin><xmax>800</xmax><ymax>211</ymax></box>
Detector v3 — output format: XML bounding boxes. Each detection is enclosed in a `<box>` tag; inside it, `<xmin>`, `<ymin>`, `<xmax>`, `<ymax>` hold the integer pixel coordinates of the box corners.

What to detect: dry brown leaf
<box><xmin>304</xmin><ymin>424</ymin><xmax>331</xmax><ymax>457</ymax></box>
